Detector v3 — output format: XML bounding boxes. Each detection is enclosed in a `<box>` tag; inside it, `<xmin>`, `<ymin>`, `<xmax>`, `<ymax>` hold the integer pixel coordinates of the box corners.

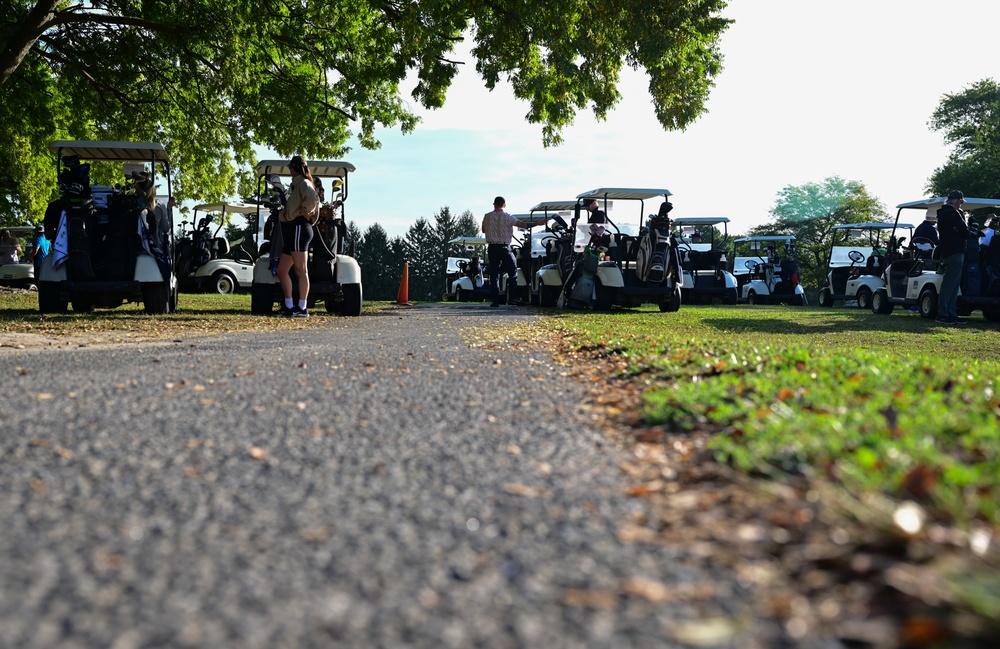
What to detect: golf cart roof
<box><xmin>831</xmin><ymin>222</ymin><xmax>906</xmax><ymax>230</ymax></box>
<box><xmin>192</xmin><ymin>202</ymin><xmax>260</xmax><ymax>215</ymax></box>
<box><xmin>49</xmin><ymin>140</ymin><xmax>169</xmax><ymax>162</ymax></box>
<box><xmin>671</xmin><ymin>217</ymin><xmax>730</xmax><ymax>226</ymax></box>
<box><xmin>577</xmin><ymin>188</ymin><xmax>672</xmax><ymax>201</ymax></box>
<box><xmin>733</xmin><ymin>236</ymin><xmax>796</xmax><ymax>243</ymax></box>
<box><xmin>3</xmin><ymin>226</ymin><xmax>39</xmax><ymax>237</ymax></box>
<box><xmin>896</xmin><ymin>197</ymin><xmax>1000</xmax><ymax>210</ymax></box>
<box><xmin>448</xmin><ymin>237</ymin><xmax>488</xmax><ymax>246</ymax></box>
<box><xmin>529</xmin><ymin>200</ymin><xmax>578</xmax><ymax>212</ymax></box>
<box><xmin>255</xmin><ymin>160</ymin><xmax>355</xmax><ymax>178</ymax></box>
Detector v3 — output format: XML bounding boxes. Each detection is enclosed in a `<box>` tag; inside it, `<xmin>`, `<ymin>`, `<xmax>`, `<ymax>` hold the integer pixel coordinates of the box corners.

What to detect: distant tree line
<box><xmin>347</xmin><ymin>207</ymin><xmax>479</xmax><ymax>301</ymax></box>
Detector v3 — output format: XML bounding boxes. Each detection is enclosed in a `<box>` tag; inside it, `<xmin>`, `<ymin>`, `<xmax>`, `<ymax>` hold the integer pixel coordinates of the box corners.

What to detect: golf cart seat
<box><xmin>695</xmin><ymin>249</ymin><xmax>724</xmax><ymax>271</ymax></box>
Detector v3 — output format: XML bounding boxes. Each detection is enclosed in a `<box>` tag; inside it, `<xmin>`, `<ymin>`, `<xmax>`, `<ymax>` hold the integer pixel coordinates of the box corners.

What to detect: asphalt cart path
<box><xmin>0</xmin><ymin>303</ymin><xmax>780</xmax><ymax>648</ymax></box>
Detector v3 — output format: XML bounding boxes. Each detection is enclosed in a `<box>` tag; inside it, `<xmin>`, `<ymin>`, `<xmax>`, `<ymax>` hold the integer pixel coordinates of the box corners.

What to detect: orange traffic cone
<box><xmin>396</xmin><ymin>262</ymin><xmax>412</xmax><ymax>305</ymax></box>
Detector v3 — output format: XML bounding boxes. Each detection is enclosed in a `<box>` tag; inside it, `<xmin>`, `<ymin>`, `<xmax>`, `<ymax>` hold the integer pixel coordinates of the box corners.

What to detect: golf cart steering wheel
<box><xmin>847</xmin><ymin>250</ymin><xmax>865</xmax><ymax>265</ymax></box>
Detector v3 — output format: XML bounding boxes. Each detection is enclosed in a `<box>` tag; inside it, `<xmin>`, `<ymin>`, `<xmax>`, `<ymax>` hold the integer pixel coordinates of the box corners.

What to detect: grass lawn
<box><xmin>544</xmin><ymin>303</ymin><xmax>1000</xmax><ymax>530</ymax></box>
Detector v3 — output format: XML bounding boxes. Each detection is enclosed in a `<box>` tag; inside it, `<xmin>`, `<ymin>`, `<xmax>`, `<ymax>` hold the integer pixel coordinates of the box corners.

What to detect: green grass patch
<box><xmin>546</xmin><ymin>304</ymin><xmax>1000</xmax><ymax>527</ymax></box>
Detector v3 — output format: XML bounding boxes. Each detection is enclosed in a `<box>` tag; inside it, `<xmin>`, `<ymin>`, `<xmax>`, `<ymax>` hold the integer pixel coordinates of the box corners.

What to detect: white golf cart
<box><xmin>176</xmin><ymin>202</ymin><xmax>258</xmax><ymax>294</ymax></box>
<box><xmin>37</xmin><ymin>140</ymin><xmax>177</xmax><ymax>314</ymax></box>
<box><xmin>731</xmin><ymin>235</ymin><xmax>807</xmax><ymax>305</ymax></box>
<box><xmin>817</xmin><ymin>222</ymin><xmax>910</xmax><ymax>309</ymax></box>
<box><xmin>522</xmin><ymin>201</ymin><xmax>574</xmax><ymax>306</ymax></box>
<box><xmin>871</xmin><ymin>197</ymin><xmax>1000</xmax><ymax>320</ymax></box>
<box><xmin>536</xmin><ymin>189</ymin><xmax>682</xmax><ymax>311</ymax></box>
<box><xmin>249</xmin><ymin>160</ymin><xmax>362</xmax><ymax>316</ymax></box>
<box><xmin>0</xmin><ymin>226</ymin><xmax>40</xmax><ymax>290</ymax></box>
<box><xmin>671</xmin><ymin>217</ymin><xmax>738</xmax><ymax>304</ymax></box>
<box><xmin>443</xmin><ymin>236</ymin><xmax>491</xmax><ymax>302</ymax></box>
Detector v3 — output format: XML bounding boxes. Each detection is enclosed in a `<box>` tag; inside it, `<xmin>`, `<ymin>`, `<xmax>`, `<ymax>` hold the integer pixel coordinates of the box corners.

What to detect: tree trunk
<box><xmin>0</xmin><ymin>0</ymin><xmax>63</xmax><ymax>88</ymax></box>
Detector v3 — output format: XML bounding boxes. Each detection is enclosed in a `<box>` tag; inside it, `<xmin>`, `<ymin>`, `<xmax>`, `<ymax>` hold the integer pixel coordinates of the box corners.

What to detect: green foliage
<box><xmin>1</xmin><ymin>0</ymin><xmax>732</xmax><ymax>223</ymax></box>
<box><xmin>928</xmin><ymin>79</ymin><xmax>1000</xmax><ymax>203</ymax></box>
<box><xmin>549</xmin><ymin>305</ymin><xmax>1000</xmax><ymax>527</ymax></box>
<box><xmin>355</xmin><ymin>222</ymin><xmax>405</xmax><ymax>301</ymax></box>
<box><xmin>747</xmin><ymin>177</ymin><xmax>887</xmax><ymax>292</ymax></box>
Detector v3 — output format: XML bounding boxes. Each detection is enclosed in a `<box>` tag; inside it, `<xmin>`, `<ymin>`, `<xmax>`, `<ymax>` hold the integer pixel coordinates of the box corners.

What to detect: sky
<box><xmin>291</xmin><ymin>0</ymin><xmax>1000</xmax><ymax>238</ymax></box>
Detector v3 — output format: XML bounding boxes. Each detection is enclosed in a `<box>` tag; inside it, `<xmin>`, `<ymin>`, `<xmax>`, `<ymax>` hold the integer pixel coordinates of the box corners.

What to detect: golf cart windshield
<box><xmin>576</xmin><ymin>188</ymin><xmax>673</xmax><ymax>232</ymax></box>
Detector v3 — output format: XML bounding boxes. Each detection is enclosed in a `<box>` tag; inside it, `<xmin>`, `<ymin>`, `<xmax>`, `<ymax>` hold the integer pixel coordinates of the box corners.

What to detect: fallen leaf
<box><xmin>504</xmin><ymin>483</ymin><xmax>547</xmax><ymax>498</ymax></box>
<box><xmin>561</xmin><ymin>588</ymin><xmax>619</xmax><ymax>610</ymax></box>
<box><xmin>622</xmin><ymin>577</ymin><xmax>676</xmax><ymax>603</ymax></box>
<box><xmin>249</xmin><ymin>447</ymin><xmax>267</xmax><ymax>460</ymax></box>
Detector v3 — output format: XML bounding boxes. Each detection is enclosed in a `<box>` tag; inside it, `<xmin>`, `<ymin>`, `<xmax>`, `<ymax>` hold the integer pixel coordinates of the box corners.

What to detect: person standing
<box><xmin>582</xmin><ymin>198</ymin><xmax>607</xmax><ymax>224</ymax></box>
<box><xmin>31</xmin><ymin>225</ymin><xmax>50</xmax><ymax>277</ymax></box>
<box><xmin>277</xmin><ymin>156</ymin><xmax>320</xmax><ymax>317</ymax></box>
<box><xmin>935</xmin><ymin>190</ymin><xmax>978</xmax><ymax>325</ymax></box>
<box><xmin>482</xmin><ymin>196</ymin><xmax>538</xmax><ymax>308</ymax></box>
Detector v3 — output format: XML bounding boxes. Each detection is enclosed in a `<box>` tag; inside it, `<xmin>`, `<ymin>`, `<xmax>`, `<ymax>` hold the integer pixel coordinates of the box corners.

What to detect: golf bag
<box><xmin>61</xmin><ymin>157</ymin><xmax>96</xmax><ymax>280</ymax></box>
<box><xmin>565</xmin><ymin>245</ymin><xmax>601</xmax><ymax>309</ymax></box>
<box><xmin>635</xmin><ymin>216</ymin><xmax>673</xmax><ymax>283</ymax></box>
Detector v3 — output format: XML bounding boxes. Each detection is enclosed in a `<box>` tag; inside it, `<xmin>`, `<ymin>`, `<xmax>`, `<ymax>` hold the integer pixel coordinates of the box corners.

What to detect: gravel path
<box><xmin>0</xmin><ymin>303</ymin><xmax>785</xmax><ymax>649</ymax></box>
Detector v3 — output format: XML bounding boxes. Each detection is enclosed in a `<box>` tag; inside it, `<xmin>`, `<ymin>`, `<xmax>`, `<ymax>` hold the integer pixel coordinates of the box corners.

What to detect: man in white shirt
<box><xmin>482</xmin><ymin>196</ymin><xmax>539</xmax><ymax>307</ymax></box>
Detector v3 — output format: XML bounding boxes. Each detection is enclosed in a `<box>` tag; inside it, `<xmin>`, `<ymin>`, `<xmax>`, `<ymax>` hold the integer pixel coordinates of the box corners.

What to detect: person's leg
<box><xmin>292</xmin><ymin>250</ymin><xmax>309</xmax><ymax>308</ymax></box>
<box><xmin>277</xmin><ymin>253</ymin><xmax>294</xmax><ymax>301</ymax></box>
<box><xmin>938</xmin><ymin>253</ymin><xmax>964</xmax><ymax>320</ymax></box>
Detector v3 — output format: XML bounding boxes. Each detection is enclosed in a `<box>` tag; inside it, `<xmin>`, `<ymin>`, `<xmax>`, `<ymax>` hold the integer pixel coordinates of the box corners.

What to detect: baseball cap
<box><xmin>948</xmin><ymin>190</ymin><xmax>965</xmax><ymax>201</ymax></box>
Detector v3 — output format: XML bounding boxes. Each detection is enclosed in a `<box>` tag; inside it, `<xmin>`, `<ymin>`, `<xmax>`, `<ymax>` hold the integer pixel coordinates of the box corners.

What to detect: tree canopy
<box><xmin>0</xmin><ymin>0</ymin><xmax>731</xmax><ymax>225</ymax></box>
<box><xmin>748</xmin><ymin>176</ymin><xmax>886</xmax><ymax>291</ymax></box>
<box><xmin>927</xmin><ymin>78</ymin><xmax>1000</xmax><ymax>203</ymax></box>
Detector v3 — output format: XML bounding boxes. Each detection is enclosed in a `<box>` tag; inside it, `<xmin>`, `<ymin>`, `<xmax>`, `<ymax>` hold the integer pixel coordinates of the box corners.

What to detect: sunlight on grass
<box><xmin>545</xmin><ymin>304</ymin><xmax>1000</xmax><ymax>527</ymax></box>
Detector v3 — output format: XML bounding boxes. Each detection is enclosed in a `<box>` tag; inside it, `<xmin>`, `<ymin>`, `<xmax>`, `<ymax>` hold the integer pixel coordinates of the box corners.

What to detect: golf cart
<box><xmin>176</xmin><ymin>202</ymin><xmax>258</xmax><ymax>294</ymax></box>
<box><xmin>536</xmin><ymin>188</ymin><xmax>682</xmax><ymax>311</ymax></box>
<box><xmin>731</xmin><ymin>236</ymin><xmax>807</xmax><ymax>305</ymax></box>
<box><xmin>817</xmin><ymin>222</ymin><xmax>909</xmax><ymax>309</ymax></box>
<box><xmin>672</xmin><ymin>217</ymin><xmax>738</xmax><ymax>304</ymax></box>
<box><xmin>0</xmin><ymin>226</ymin><xmax>40</xmax><ymax>290</ymax></box>
<box><xmin>37</xmin><ymin>140</ymin><xmax>177</xmax><ymax>314</ymax></box>
<box><xmin>444</xmin><ymin>236</ymin><xmax>491</xmax><ymax>302</ymax></box>
<box><xmin>871</xmin><ymin>197</ymin><xmax>1000</xmax><ymax>320</ymax></box>
<box><xmin>249</xmin><ymin>160</ymin><xmax>362</xmax><ymax>316</ymax></box>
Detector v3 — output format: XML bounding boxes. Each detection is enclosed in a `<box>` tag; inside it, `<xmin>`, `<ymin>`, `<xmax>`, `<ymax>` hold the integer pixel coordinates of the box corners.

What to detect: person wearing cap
<box><xmin>482</xmin><ymin>196</ymin><xmax>537</xmax><ymax>308</ymax></box>
<box><xmin>912</xmin><ymin>208</ymin><xmax>940</xmax><ymax>260</ymax></box>
<box><xmin>582</xmin><ymin>198</ymin><xmax>607</xmax><ymax>224</ymax></box>
<box><xmin>31</xmin><ymin>225</ymin><xmax>50</xmax><ymax>278</ymax></box>
<box><xmin>935</xmin><ymin>190</ymin><xmax>978</xmax><ymax>325</ymax></box>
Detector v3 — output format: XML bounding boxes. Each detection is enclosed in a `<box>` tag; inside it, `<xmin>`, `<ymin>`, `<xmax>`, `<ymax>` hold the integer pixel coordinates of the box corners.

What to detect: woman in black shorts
<box><xmin>277</xmin><ymin>156</ymin><xmax>320</xmax><ymax>317</ymax></box>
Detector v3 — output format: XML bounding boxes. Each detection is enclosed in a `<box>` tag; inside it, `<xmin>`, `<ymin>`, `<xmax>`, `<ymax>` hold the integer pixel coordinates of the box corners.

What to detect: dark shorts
<box><xmin>281</xmin><ymin>217</ymin><xmax>314</xmax><ymax>254</ymax></box>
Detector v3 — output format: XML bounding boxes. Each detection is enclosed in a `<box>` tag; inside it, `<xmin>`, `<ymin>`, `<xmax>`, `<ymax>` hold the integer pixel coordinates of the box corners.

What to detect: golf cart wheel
<box><xmin>658</xmin><ymin>286</ymin><xmax>682</xmax><ymax>313</ymax></box>
<box><xmin>984</xmin><ymin>310</ymin><xmax>1000</xmax><ymax>322</ymax></box>
<box><xmin>856</xmin><ymin>287</ymin><xmax>872</xmax><ymax>310</ymax></box>
<box><xmin>38</xmin><ymin>282</ymin><xmax>68</xmax><ymax>313</ymax></box>
<box><xmin>170</xmin><ymin>284</ymin><xmax>179</xmax><ymax>312</ymax></box>
<box><xmin>723</xmin><ymin>288</ymin><xmax>738</xmax><ymax>305</ymax></box>
<box><xmin>530</xmin><ymin>289</ymin><xmax>540</xmax><ymax>306</ymax></box>
<box><xmin>340</xmin><ymin>283</ymin><xmax>362</xmax><ymax>316</ymax></box>
<box><xmin>594</xmin><ymin>281</ymin><xmax>614</xmax><ymax>311</ymax></box>
<box><xmin>918</xmin><ymin>287</ymin><xmax>938</xmax><ymax>319</ymax></box>
<box><xmin>871</xmin><ymin>288</ymin><xmax>893</xmax><ymax>314</ymax></box>
<box><xmin>442</xmin><ymin>290</ymin><xmax>451</xmax><ymax>302</ymax></box>
<box><xmin>72</xmin><ymin>296</ymin><xmax>95</xmax><ymax>313</ymax></box>
<box><xmin>456</xmin><ymin>287</ymin><xmax>469</xmax><ymax>302</ymax></box>
<box><xmin>539</xmin><ymin>285</ymin><xmax>560</xmax><ymax>307</ymax></box>
<box><xmin>142</xmin><ymin>282</ymin><xmax>171</xmax><ymax>314</ymax></box>
<box><xmin>250</xmin><ymin>282</ymin><xmax>273</xmax><ymax>315</ymax></box>
<box><xmin>818</xmin><ymin>287</ymin><xmax>834</xmax><ymax>307</ymax></box>
<box><xmin>747</xmin><ymin>290</ymin><xmax>758</xmax><ymax>306</ymax></box>
<box><xmin>212</xmin><ymin>271</ymin><xmax>238</xmax><ymax>295</ymax></box>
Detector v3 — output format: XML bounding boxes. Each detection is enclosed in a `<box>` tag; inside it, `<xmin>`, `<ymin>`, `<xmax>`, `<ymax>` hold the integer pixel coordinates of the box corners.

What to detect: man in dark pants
<box><xmin>935</xmin><ymin>190</ymin><xmax>979</xmax><ymax>325</ymax></box>
<box><xmin>482</xmin><ymin>196</ymin><xmax>540</xmax><ymax>308</ymax></box>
